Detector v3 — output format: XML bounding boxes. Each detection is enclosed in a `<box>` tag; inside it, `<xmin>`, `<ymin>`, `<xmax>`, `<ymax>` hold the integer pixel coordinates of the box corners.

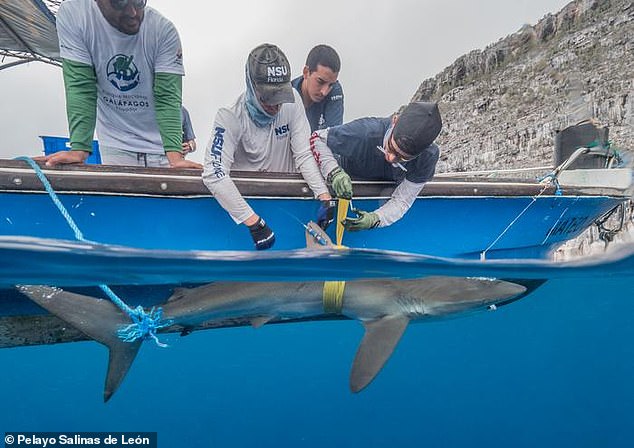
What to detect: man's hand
<box><xmin>327</xmin><ymin>167</ymin><xmax>353</xmax><ymax>199</ymax></box>
<box><xmin>317</xmin><ymin>199</ymin><xmax>337</xmax><ymax>230</ymax></box>
<box><xmin>248</xmin><ymin>217</ymin><xmax>275</xmax><ymax>250</ymax></box>
<box><xmin>33</xmin><ymin>150</ymin><xmax>90</xmax><ymax>167</ymax></box>
<box><xmin>166</xmin><ymin>151</ymin><xmax>202</xmax><ymax>169</ymax></box>
<box><xmin>342</xmin><ymin>209</ymin><xmax>380</xmax><ymax>231</ymax></box>
<box><xmin>182</xmin><ymin>140</ymin><xmax>196</xmax><ymax>154</ymax></box>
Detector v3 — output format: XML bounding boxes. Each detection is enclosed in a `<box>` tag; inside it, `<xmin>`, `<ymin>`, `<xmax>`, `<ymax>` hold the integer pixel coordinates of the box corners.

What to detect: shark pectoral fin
<box><xmin>251</xmin><ymin>316</ymin><xmax>275</xmax><ymax>328</ymax></box>
<box><xmin>16</xmin><ymin>285</ymin><xmax>142</xmax><ymax>402</ymax></box>
<box><xmin>104</xmin><ymin>339</ymin><xmax>142</xmax><ymax>402</ymax></box>
<box><xmin>350</xmin><ymin>315</ymin><xmax>410</xmax><ymax>393</ymax></box>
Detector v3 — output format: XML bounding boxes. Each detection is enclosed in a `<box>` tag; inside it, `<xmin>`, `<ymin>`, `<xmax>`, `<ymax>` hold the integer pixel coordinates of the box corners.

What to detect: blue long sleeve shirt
<box><xmin>292</xmin><ymin>76</ymin><xmax>344</xmax><ymax>132</ymax></box>
<box><xmin>326</xmin><ymin>117</ymin><xmax>439</xmax><ymax>184</ymax></box>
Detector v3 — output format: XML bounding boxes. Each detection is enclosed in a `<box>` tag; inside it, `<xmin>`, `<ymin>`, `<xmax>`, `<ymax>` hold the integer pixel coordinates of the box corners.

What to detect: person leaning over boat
<box><xmin>310</xmin><ymin>102</ymin><xmax>442</xmax><ymax>230</ymax></box>
<box><xmin>291</xmin><ymin>44</ymin><xmax>344</xmax><ymax>132</ymax></box>
<box><xmin>202</xmin><ymin>43</ymin><xmax>337</xmax><ymax>251</ymax></box>
<box><xmin>39</xmin><ymin>0</ymin><xmax>200</xmax><ymax>169</ymax></box>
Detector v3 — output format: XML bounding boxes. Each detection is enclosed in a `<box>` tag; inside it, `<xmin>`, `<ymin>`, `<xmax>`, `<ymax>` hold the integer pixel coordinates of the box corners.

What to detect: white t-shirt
<box><xmin>202</xmin><ymin>90</ymin><xmax>329</xmax><ymax>224</ymax></box>
<box><xmin>57</xmin><ymin>0</ymin><xmax>185</xmax><ymax>154</ymax></box>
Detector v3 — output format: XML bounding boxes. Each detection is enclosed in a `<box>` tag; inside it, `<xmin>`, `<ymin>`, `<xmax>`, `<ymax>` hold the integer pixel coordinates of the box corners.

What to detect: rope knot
<box><xmin>117</xmin><ymin>306</ymin><xmax>173</xmax><ymax>348</ymax></box>
<box><xmin>538</xmin><ymin>173</ymin><xmax>562</xmax><ymax>196</ymax></box>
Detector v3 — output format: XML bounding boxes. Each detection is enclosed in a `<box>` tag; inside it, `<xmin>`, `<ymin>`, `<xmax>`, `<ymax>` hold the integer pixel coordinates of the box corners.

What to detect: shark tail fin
<box><xmin>16</xmin><ymin>285</ymin><xmax>142</xmax><ymax>402</ymax></box>
<box><xmin>350</xmin><ymin>315</ymin><xmax>410</xmax><ymax>393</ymax></box>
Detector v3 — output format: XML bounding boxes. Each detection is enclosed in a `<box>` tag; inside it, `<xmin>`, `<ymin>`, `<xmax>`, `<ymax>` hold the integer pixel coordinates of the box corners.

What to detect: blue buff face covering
<box><xmin>245</xmin><ymin>65</ymin><xmax>275</xmax><ymax>127</ymax></box>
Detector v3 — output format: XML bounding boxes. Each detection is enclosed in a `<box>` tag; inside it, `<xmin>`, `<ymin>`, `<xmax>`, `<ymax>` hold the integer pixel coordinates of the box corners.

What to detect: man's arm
<box><xmin>374</xmin><ymin>179</ymin><xmax>425</xmax><ymax>227</ymax></box>
<box><xmin>370</xmin><ymin>144</ymin><xmax>440</xmax><ymax>227</ymax></box>
<box><xmin>64</xmin><ymin>59</ymin><xmax>97</xmax><ymax>153</ymax></box>
<box><xmin>181</xmin><ymin>107</ymin><xmax>196</xmax><ymax>154</ymax></box>
<box><xmin>202</xmin><ymin>110</ymin><xmax>274</xmax><ymax>249</ymax></box>
<box><xmin>309</xmin><ymin>129</ymin><xmax>352</xmax><ymax>199</ymax></box>
<box><xmin>202</xmin><ymin>110</ymin><xmax>255</xmax><ymax>224</ymax></box>
<box><xmin>309</xmin><ymin>129</ymin><xmax>339</xmax><ymax>178</ymax></box>
<box><xmin>182</xmin><ymin>107</ymin><xmax>196</xmax><ymax>141</ymax></box>
<box><xmin>288</xmin><ymin>101</ymin><xmax>330</xmax><ymax>200</ymax></box>
<box><xmin>154</xmin><ymin>73</ymin><xmax>200</xmax><ymax>168</ymax></box>
<box><xmin>38</xmin><ymin>59</ymin><xmax>95</xmax><ymax>166</ymax></box>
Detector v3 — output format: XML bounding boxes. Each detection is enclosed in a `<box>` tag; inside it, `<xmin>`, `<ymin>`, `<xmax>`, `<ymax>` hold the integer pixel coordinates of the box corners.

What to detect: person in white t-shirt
<box><xmin>203</xmin><ymin>43</ymin><xmax>336</xmax><ymax>250</ymax></box>
<box><xmin>40</xmin><ymin>0</ymin><xmax>200</xmax><ymax>169</ymax></box>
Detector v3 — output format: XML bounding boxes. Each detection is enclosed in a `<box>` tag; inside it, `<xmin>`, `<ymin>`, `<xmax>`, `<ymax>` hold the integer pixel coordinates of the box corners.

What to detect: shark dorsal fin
<box><xmin>350</xmin><ymin>315</ymin><xmax>410</xmax><ymax>393</ymax></box>
<box><xmin>17</xmin><ymin>285</ymin><xmax>142</xmax><ymax>402</ymax></box>
<box><xmin>305</xmin><ymin>221</ymin><xmax>334</xmax><ymax>248</ymax></box>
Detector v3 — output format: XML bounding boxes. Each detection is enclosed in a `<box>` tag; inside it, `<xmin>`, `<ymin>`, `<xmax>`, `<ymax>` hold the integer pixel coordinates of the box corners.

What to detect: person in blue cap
<box><xmin>310</xmin><ymin>102</ymin><xmax>443</xmax><ymax>231</ymax></box>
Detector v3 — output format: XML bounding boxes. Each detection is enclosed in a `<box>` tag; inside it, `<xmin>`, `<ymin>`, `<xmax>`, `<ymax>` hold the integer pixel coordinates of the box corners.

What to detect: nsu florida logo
<box><xmin>267</xmin><ymin>65</ymin><xmax>288</xmax><ymax>82</ymax></box>
<box><xmin>106</xmin><ymin>54</ymin><xmax>140</xmax><ymax>92</ymax></box>
<box><xmin>275</xmin><ymin>124</ymin><xmax>290</xmax><ymax>137</ymax></box>
<box><xmin>209</xmin><ymin>126</ymin><xmax>226</xmax><ymax>178</ymax></box>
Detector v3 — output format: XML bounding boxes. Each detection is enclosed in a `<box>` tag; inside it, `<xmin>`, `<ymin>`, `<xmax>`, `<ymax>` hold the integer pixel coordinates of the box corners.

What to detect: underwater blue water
<box><xmin>1</xmin><ymin>247</ymin><xmax>634</xmax><ymax>447</ymax></box>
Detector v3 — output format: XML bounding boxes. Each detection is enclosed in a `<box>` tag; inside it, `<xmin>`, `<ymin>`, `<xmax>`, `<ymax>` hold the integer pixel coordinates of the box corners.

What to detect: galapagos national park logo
<box><xmin>106</xmin><ymin>54</ymin><xmax>140</xmax><ymax>92</ymax></box>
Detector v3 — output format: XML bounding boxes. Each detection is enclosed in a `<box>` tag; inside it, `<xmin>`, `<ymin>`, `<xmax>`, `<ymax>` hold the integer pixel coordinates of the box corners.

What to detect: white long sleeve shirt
<box><xmin>203</xmin><ymin>90</ymin><xmax>329</xmax><ymax>223</ymax></box>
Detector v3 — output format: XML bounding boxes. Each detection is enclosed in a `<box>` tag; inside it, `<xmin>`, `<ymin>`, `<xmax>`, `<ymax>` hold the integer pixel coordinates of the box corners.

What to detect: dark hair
<box><xmin>305</xmin><ymin>45</ymin><xmax>341</xmax><ymax>73</ymax></box>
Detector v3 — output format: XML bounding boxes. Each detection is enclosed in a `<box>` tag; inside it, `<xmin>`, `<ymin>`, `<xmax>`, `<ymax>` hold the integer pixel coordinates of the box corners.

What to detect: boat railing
<box><xmin>436</xmin><ymin>166</ymin><xmax>552</xmax><ymax>180</ymax></box>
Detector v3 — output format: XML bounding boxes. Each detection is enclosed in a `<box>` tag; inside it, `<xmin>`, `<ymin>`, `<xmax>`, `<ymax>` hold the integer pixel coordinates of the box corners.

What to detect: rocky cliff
<box><xmin>411</xmin><ymin>0</ymin><xmax>634</xmax><ymax>173</ymax></box>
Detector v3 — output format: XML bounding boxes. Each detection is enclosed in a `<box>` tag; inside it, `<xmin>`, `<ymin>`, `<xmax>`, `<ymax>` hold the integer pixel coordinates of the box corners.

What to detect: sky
<box><xmin>1</xmin><ymin>0</ymin><xmax>572</xmax><ymax>163</ymax></box>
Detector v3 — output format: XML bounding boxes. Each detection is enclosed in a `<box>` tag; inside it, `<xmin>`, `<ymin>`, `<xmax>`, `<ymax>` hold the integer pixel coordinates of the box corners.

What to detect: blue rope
<box><xmin>15</xmin><ymin>156</ymin><xmax>170</xmax><ymax>346</ymax></box>
<box><xmin>15</xmin><ymin>156</ymin><xmax>87</xmax><ymax>241</ymax></box>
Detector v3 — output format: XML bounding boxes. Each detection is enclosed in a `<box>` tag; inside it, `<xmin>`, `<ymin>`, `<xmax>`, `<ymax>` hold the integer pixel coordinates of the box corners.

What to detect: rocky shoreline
<box><xmin>411</xmin><ymin>0</ymin><xmax>633</xmax><ymax>175</ymax></box>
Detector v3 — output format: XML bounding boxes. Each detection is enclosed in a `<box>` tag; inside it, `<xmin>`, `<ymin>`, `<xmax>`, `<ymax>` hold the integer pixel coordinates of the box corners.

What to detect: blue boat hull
<box><xmin>0</xmin><ymin>160</ymin><xmax>628</xmax><ymax>259</ymax></box>
<box><xmin>0</xmin><ymin>192</ymin><xmax>623</xmax><ymax>259</ymax></box>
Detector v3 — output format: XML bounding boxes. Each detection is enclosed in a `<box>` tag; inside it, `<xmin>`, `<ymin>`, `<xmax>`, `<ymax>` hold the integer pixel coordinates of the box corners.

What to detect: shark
<box><xmin>16</xmin><ymin>223</ymin><xmax>529</xmax><ymax>402</ymax></box>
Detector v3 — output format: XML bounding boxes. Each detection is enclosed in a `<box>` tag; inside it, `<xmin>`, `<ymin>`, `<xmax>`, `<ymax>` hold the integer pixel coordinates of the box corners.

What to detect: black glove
<box><xmin>248</xmin><ymin>218</ymin><xmax>275</xmax><ymax>250</ymax></box>
<box><xmin>317</xmin><ymin>200</ymin><xmax>337</xmax><ymax>230</ymax></box>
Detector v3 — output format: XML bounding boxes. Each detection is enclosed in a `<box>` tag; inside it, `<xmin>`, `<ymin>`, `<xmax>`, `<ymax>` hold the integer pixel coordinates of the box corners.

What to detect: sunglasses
<box><xmin>385</xmin><ymin>135</ymin><xmax>415</xmax><ymax>162</ymax></box>
<box><xmin>110</xmin><ymin>0</ymin><xmax>147</xmax><ymax>11</ymax></box>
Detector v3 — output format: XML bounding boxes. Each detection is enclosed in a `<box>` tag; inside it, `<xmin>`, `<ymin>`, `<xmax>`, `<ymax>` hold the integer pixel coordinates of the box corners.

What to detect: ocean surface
<box><xmin>1</xmin><ymin>240</ymin><xmax>633</xmax><ymax>447</ymax></box>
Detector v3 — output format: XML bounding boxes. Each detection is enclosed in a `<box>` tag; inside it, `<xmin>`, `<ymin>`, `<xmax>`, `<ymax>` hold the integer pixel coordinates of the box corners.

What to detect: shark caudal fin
<box><xmin>350</xmin><ymin>315</ymin><xmax>410</xmax><ymax>393</ymax></box>
<box><xmin>16</xmin><ymin>285</ymin><xmax>142</xmax><ymax>402</ymax></box>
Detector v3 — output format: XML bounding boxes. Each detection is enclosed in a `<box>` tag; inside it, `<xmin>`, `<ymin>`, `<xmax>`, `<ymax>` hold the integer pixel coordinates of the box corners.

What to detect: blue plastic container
<box><xmin>40</xmin><ymin>136</ymin><xmax>102</xmax><ymax>164</ymax></box>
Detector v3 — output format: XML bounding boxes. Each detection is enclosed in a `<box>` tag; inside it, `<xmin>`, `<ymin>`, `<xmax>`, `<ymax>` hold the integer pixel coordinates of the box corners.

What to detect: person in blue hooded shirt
<box><xmin>310</xmin><ymin>102</ymin><xmax>443</xmax><ymax>231</ymax></box>
<box><xmin>291</xmin><ymin>45</ymin><xmax>344</xmax><ymax>132</ymax></box>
